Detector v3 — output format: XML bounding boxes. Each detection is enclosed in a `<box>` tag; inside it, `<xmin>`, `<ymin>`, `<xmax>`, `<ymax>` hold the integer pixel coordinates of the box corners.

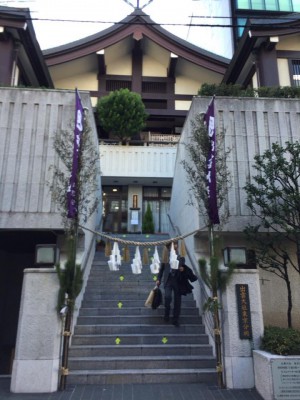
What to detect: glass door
<box><xmin>102</xmin><ymin>186</ymin><xmax>128</xmax><ymax>233</ymax></box>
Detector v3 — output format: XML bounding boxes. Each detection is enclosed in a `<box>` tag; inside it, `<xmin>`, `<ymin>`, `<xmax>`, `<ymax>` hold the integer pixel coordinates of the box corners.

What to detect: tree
<box><xmin>181</xmin><ymin>112</ymin><xmax>232</xmax><ymax>388</ymax></box>
<box><xmin>244</xmin><ymin>141</ymin><xmax>300</xmax><ymax>328</ymax></box>
<box><xmin>97</xmin><ymin>88</ymin><xmax>148</xmax><ymax>142</ymax></box>
<box><xmin>49</xmin><ymin>122</ymin><xmax>100</xmax><ymax>236</ymax></box>
<box><xmin>142</xmin><ymin>204</ymin><xmax>155</xmax><ymax>233</ymax></box>
<box><xmin>48</xmin><ymin>118</ymin><xmax>100</xmax><ymax>389</ymax></box>
<box><xmin>181</xmin><ymin>113</ymin><xmax>231</xmax><ymax>227</ymax></box>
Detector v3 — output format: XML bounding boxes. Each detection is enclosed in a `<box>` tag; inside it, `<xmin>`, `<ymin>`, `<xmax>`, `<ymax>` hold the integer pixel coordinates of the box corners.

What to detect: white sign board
<box><xmin>131</xmin><ymin>210</ymin><xmax>139</xmax><ymax>225</ymax></box>
<box><xmin>271</xmin><ymin>359</ymin><xmax>300</xmax><ymax>399</ymax></box>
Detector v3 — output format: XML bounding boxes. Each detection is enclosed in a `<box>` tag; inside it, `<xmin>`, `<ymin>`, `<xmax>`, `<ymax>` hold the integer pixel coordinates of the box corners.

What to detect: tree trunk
<box><xmin>286</xmin><ymin>275</ymin><xmax>292</xmax><ymax>329</ymax></box>
<box><xmin>281</xmin><ymin>256</ymin><xmax>293</xmax><ymax>328</ymax></box>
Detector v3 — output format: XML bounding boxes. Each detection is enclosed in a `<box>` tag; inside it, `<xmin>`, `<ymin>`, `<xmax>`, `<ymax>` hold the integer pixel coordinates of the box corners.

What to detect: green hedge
<box><xmin>198</xmin><ymin>83</ymin><xmax>300</xmax><ymax>98</ymax></box>
<box><xmin>261</xmin><ymin>326</ymin><xmax>300</xmax><ymax>355</ymax></box>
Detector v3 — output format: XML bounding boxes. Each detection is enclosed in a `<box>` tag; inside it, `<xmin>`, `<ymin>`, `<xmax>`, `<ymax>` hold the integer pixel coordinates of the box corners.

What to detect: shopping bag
<box><xmin>151</xmin><ymin>287</ymin><xmax>163</xmax><ymax>310</ymax></box>
<box><xmin>144</xmin><ymin>287</ymin><xmax>155</xmax><ymax>307</ymax></box>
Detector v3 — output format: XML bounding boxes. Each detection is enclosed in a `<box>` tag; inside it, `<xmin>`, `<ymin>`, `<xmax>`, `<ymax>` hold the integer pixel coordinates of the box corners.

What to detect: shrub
<box><xmin>198</xmin><ymin>83</ymin><xmax>300</xmax><ymax>98</ymax></box>
<box><xmin>96</xmin><ymin>88</ymin><xmax>148</xmax><ymax>141</ymax></box>
<box><xmin>142</xmin><ymin>204</ymin><xmax>155</xmax><ymax>233</ymax></box>
<box><xmin>261</xmin><ymin>326</ymin><xmax>300</xmax><ymax>355</ymax></box>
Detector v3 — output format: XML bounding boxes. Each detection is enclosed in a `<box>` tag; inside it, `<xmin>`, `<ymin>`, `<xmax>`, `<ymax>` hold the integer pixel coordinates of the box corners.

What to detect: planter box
<box><xmin>253</xmin><ymin>350</ymin><xmax>300</xmax><ymax>400</ymax></box>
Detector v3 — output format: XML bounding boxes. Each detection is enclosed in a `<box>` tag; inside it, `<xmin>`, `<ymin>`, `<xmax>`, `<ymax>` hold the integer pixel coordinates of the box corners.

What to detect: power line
<box><xmin>1</xmin><ymin>4</ymin><xmax>300</xmax><ymax>28</ymax></box>
<box><xmin>14</xmin><ymin>18</ymin><xmax>299</xmax><ymax>29</ymax></box>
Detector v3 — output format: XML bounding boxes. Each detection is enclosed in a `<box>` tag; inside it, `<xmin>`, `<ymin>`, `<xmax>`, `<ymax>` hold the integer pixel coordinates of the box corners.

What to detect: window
<box><xmin>223</xmin><ymin>248</ymin><xmax>256</xmax><ymax>269</ymax></box>
<box><xmin>236</xmin><ymin>0</ymin><xmax>250</xmax><ymax>8</ymax></box>
<box><xmin>106</xmin><ymin>80</ymin><xmax>131</xmax><ymax>91</ymax></box>
<box><xmin>237</xmin><ymin>17</ymin><xmax>247</xmax><ymax>37</ymax></box>
<box><xmin>236</xmin><ymin>0</ymin><xmax>299</xmax><ymax>11</ymax></box>
<box><xmin>252</xmin><ymin>0</ymin><xmax>265</xmax><ymax>10</ymax></box>
<box><xmin>142</xmin><ymin>81</ymin><xmax>167</xmax><ymax>93</ymax></box>
<box><xmin>291</xmin><ymin>60</ymin><xmax>300</xmax><ymax>87</ymax></box>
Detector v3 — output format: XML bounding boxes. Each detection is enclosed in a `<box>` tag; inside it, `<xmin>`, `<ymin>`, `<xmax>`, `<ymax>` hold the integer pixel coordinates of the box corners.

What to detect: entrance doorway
<box><xmin>143</xmin><ymin>187</ymin><xmax>171</xmax><ymax>233</ymax></box>
<box><xmin>102</xmin><ymin>186</ymin><xmax>128</xmax><ymax>233</ymax></box>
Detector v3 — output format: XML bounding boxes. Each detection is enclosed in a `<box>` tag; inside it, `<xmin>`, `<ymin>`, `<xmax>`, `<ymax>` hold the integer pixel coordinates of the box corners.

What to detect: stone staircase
<box><xmin>68</xmin><ymin>234</ymin><xmax>217</xmax><ymax>385</ymax></box>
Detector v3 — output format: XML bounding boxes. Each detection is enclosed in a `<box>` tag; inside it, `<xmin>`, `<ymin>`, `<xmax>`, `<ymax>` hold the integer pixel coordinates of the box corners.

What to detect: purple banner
<box><xmin>67</xmin><ymin>89</ymin><xmax>84</xmax><ymax>219</ymax></box>
<box><xmin>203</xmin><ymin>97</ymin><xmax>220</xmax><ymax>225</ymax></box>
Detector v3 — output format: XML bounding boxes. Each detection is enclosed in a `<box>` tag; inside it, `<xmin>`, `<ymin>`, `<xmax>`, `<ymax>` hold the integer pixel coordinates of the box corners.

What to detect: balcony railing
<box><xmin>100</xmin><ymin>132</ymin><xmax>180</xmax><ymax>147</ymax></box>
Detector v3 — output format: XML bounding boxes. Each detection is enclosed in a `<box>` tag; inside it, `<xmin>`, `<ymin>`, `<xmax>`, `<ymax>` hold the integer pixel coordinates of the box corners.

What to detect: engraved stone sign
<box><xmin>236</xmin><ymin>284</ymin><xmax>253</xmax><ymax>339</ymax></box>
<box><xmin>271</xmin><ymin>359</ymin><xmax>300</xmax><ymax>399</ymax></box>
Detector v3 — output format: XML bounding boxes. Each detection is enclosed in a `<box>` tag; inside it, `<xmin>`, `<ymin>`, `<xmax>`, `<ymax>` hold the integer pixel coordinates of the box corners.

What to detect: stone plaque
<box><xmin>271</xmin><ymin>358</ymin><xmax>300</xmax><ymax>399</ymax></box>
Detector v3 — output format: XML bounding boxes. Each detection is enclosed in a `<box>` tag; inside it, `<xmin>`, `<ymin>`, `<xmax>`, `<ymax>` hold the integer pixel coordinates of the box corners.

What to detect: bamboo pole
<box><xmin>59</xmin><ymin>300</ymin><xmax>72</xmax><ymax>390</ymax></box>
<box><xmin>59</xmin><ymin>225</ymin><xmax>78</xmax><ymax>391</ymax></box>
<box><xmin>209</xmin><ymin>224</ymin><xmax>225</xmax><ymax>389</ymax></box>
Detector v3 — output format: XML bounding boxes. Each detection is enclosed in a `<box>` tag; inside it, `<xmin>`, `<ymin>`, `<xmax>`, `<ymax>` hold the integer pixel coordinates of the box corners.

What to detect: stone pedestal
<box><xmin>254</xmin><ymin>350</ymin><xmax>300</xmax><ymax>400</ymax></box>
<box><xmin>11</xmin><ymin>269</ymin><xmax>61</xmax><ymax>393</ymax></box>
<box><xmin>222</xmin><ymin>269</ymin><xmax>264</xmax><ymax>389</ymax></box>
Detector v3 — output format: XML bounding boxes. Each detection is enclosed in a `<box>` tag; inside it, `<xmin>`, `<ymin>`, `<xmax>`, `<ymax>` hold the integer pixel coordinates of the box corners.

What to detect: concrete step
<box><xmin>69</xmin><ymin>344</ymin><xmax>213</xmax><ymax>357</ymax></box>
<box><xmin>81</xmin><ymin>299</ymin><xmax>197</xmax><ymax>308</ymax></box>
<box><xmin>76</xmin><ymin>315</ymin><xmax>202</xmax><ymax>325</ymax></box>
<box><xmin>82</xmin><ymin>293</ymin><xmax>199</xmax><ymax>302</ymax></box>
<box><xmin>69</xmin><ymin>235</ymin><xmax>217</xmax><ymax>385</ymax></box>
<box><xmin>68</xmin><ymin>355</ymin><xmax>215</xmax><ymax>370</ymax></box>
<box><xmin>74</xmin><ymin>324</ymin><xmax>207</xmax><ymax>335</ymax></box>
<box><xmin>79</xmin><ymin>307</ymin><xmax>199</xmax><ymax>317</ymax></box>
<box><xmin>67</xmin><ymin>368</ymin><xmax>217</xmax><ymax>385</ymax></box>
<box><xmin>71</xmin><ymin>333</ymin><xmax>209</xmax><ymax>346</ymax></box>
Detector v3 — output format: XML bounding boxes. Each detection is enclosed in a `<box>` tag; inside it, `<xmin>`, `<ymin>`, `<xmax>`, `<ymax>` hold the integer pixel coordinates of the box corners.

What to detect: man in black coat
<box><xmin>156</xmin><ymin>241</ymin><xmax>184</xmax><ymax>327</ymax></box>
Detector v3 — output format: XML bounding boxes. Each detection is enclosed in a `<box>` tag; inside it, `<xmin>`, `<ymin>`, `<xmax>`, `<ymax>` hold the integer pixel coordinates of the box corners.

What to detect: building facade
<box><xmin>0</xmin><ymin>6</ymin><xmax>54</xmax><ymax>375</ymax></box>
<box><xmin>223</xmin><ymin>13</ymin><xmax>300</xmax><ymax>87</ymax></box>
<box><xmin>0</xmin><ymin>6</ymin><xmax>53</xmax><ymax>88</ymax></box>
<box><xmin>230</xmin><ymin>0</ymin><xmax>300</xmax><ymax>46</ymax></box>
<box><xmin>1</xmin><ymin>2</ymin><xmax>300</xmax><ymax>391</ymax></box>
<box><xmin>44</xmin><ymin>8</ymin><xmax>229</xmax><ymax>234</ymax></box>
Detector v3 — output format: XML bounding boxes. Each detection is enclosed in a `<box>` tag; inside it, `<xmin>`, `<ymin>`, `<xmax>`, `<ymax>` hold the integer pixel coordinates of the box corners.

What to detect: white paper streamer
<box><xmin>107</xmin><ymin>241</ymin><xmax>121</xmax><ymax>271</ymax></box>
<box><xmin>131</xmin><ymin>246</ymin><xmax>142</xmax><ymax>274</ymax></box>
<box><xmin>150</xmin><ymin>246</ymin><xmax>160</xmax><ymax>274</ymax></box>
<box><xmin>169</xmin><ymin>242</ymin><xmax>179</xmax><ymax>270</ymax></box>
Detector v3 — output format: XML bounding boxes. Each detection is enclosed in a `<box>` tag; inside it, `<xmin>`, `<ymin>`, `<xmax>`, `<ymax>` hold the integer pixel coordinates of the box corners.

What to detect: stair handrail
<box><xmin>72</xmin><ymin>217</ymin><xmax>103</xmax><ymax>331</ymax></box>
<box><xmin>166</xmin><ymin>214</ymin><xmax>215</xmax><ymax>342</ymax></box>
<box><xmin>80</xmin><ymin>216</ymin><xmax>103</xmax><ymax>273</ymax></box>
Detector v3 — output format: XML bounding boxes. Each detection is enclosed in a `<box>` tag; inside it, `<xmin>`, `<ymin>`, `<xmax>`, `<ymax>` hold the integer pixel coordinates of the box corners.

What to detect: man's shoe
<box><xmin>172</xmin><ymin>319</ymin><xmax>180</xmax><ymax>327</ymax></box>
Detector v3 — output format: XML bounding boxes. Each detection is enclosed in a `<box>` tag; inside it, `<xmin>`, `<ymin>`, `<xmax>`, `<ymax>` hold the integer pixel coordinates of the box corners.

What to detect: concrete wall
<box><xmin>170</xmin><ymin>96</ymin><xmax>300</xmax><ymax>388</ymax></box>
<box><xmin>0</xmin><ymin>87</ymin><xmax>100</xmax><ymax>229</ymax></box>
<box><xmin>99</xmin><ymin>144</ymin><xmax>176</xmax><ymax>179</ymax></box>
<box><xmin>0</xmin><ymin>87</ymin><xmax>101</xmax><ymax>391</ymax></box>
<box><xmin>171</xmin><ymin>97</ymin><xmax>300</xmax><ymax>330</ymax></box>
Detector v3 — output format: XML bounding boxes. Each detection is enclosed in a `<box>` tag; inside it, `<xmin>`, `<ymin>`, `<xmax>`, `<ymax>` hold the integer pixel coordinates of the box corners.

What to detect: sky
<box><xmin>1</xmin><ymin>0</ymin><xmax>232</xmax><ymax>57</ymax></box>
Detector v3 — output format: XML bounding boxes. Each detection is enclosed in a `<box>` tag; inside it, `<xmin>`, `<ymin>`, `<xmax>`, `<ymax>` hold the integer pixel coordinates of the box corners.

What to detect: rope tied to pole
<box><xmin>60</xmin><ymin>367</ymin><xmax>69</xmax><ymax>376</ymax></box>
<box><xmin>79</xmin><ymin>224</ymin><xmax>205</xmax><ymax>247</ymax></box>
